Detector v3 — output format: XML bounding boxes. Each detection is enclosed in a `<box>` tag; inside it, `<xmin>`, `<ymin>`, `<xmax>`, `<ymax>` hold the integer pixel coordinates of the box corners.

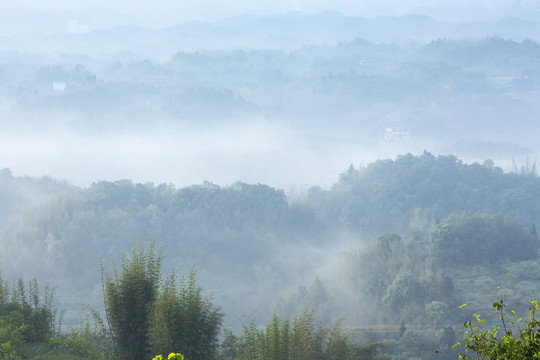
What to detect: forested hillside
<box><xmin>311</xmin><ymin>152</ymin><xmax>540</xmax><ymax>234</ymax></box>
<box><xmin>0</xmin><ymin>168</ymin><xmax>72</xmax><ymax>227</ymax></box>
<box><xmin>1</xmin><ymin>152</ymin><xmax>539</xmax><ymax>342</ymax></box>
<box><xmin>2</xmin><ymin>36</ymin><xmax>539</xmax><ymax>162</ymax></box>
<box><xmin>3</xmin><ymin>4</ymin><xmax>540</xmax><ymax>358</ymax></box>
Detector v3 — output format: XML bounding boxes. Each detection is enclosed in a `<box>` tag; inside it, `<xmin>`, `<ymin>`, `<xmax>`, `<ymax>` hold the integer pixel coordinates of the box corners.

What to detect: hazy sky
<box><xmin>9</xmin><ymin>0</ymin><xmax>540</xmax><ymax>27</ymax></box>
<box><xmin>16</xmin><ymin>0</ymin><xmax>515</xmax><ymax>13</ymax></box>
<box><xmin>1</xmin><ymin>0</ymin><xmax>538</xmax><ymax>38</ymax></box>
<box><xmin>1</xmin><ymin>0</ymin><xmax>539</xmax><ymax>190</ymax></box>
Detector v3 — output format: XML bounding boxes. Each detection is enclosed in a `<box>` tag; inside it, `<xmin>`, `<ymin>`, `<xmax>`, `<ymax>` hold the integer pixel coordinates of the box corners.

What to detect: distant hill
<box><xmin>310</xmin><ymin>152</ymin><xmax>540</xmax><ymax>234</ymax></box>
<box><xmin>0</xmin><ymin>168</ymin><xmax>72</xmax><ymax>228</ymax></box>
<box><xmin>2</xmin><ymin>12</ymin><xmax>540</xmax><ymax>55</ymax></box>
<box><xmin>1</xmin><ymin>153</ymin><xmax>540</xmax><ymax>328</ymax></box>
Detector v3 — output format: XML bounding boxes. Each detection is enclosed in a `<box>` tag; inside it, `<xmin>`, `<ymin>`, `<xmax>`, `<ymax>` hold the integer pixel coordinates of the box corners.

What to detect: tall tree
<box><xmin>101</xmin><ymin>242</ymin><xmax>162</xmax><ymax>360</ymax></box>
<box><xmin>237</xmin><ymin>307</ymin><xmax>389</xmax><ymax>360</ymax></box>
<box><xmin>149</xmin><ymin>268</ymin><xmax>224</xmax><ymax>360</ymax></box>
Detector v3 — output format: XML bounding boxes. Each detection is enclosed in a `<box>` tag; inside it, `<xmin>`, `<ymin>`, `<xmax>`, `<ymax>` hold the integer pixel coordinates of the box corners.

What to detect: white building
<box><xmin>52</xmin><ymin>82</ymin><xmax>66</xmax><ymax>92</ymax></box>
<box><xmin>384</xmin><ymin>127</ymin><xmax>410</xmax><ymax>140</ymax></box>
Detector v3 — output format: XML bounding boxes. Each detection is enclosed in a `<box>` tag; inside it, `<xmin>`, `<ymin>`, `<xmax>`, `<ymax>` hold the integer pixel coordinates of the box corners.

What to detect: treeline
<box><xmin>0</xmin><ymin>270</ymin><xmax>62</xmax><ymax>359</ymax></box>
<box><xmin>2</xmin><ymin>154</ymin><xmax>540</xmax><ymax>359</ymax></box>
<box><xmin>0</xmin><ymin>243</ymin><xmax>390</xmax><ymax>360</ymax></box>
<box><xmin>0</xmin><ymin>168</ymin><xmax>72</xmax><ymax>228</ymax></box>
<box><xmin>342</xmin><ymin>213</ymin><xmax>538</xmax><ymax>321</ymax></box>
<box><xmin>2</xmin><ymin>37</ymin><xmax>539</xmax><ymax>140</ymax></box>
<box><xmin>337</xmin><ymin>212</ymin><xmax>539</xmax><ymax>360</ymax></box>
<box><xmin>2</xmin><ymin>211</ymin><xmax>537</xmax><ymax>359</ymax></box>
<box><xmin>311</xmin><ymin>152</ymin><xmax>540</xmax><ymax>234</ymax></box>
<box><xmin>1</xmin><ymin>153</ymin><xmax>540</xmax><ymax>329</ymax></box>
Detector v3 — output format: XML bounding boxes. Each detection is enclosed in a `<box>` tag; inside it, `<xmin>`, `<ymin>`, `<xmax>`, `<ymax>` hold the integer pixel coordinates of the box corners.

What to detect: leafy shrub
<box><xmin>0</xmin><ymin>270</ymin><xmax>60</xmax><ymax>345</ymax></box>
<box><xmin>149</xmin><ymin>269</ymin><xmax>223</xmax><ymax>360</ymax></box>
<box><xmin>102</xmin><ymin>243</ymin><xmax>222</xmax><ymax>360</ymax></box>
<box><xmin>455</xmin><ymin>297</ymin><xmax>540</xmax><ymax>359</ymax></box>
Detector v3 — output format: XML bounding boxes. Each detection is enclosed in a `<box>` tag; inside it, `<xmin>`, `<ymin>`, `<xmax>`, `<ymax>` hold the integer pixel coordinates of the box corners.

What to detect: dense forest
<box><xmin>1</xmin><ymin>152</ymin><xmax>540</xmax><ymax>359</ymax></box>
<box><xmin>2</xmin><ymin>9</ymin><xmax>540</xmax><ymax>359</ymax></box>
<box><xmin>2</xmin><ymin>35</ymin><xmax>539</xmax><ymax>161</ymax></box>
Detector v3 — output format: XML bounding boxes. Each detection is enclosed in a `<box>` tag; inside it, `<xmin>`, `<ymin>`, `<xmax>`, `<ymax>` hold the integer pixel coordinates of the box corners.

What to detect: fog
<box><xmin>2</xmin><ymin>6</ymin><xmax>539</xmax><ymax>190</ymax></box>
<box><xmin>1</xmin><ymin>0</ymin><xmax>540</xmax><ymax>344</ymax></box>
<box><xmin>4</xmin><ymin>127</ymin><xmax>531</xmax><ymax>195</ymax></box>
<box><xmin>0</xmin><ymin>121</ymin><xmax>450</xmax><ymax>191</ymax></box>
<box><xmin>0</xmin><ymin>122</ymin><xmax>365</xmax><ymax>189</ymax></box>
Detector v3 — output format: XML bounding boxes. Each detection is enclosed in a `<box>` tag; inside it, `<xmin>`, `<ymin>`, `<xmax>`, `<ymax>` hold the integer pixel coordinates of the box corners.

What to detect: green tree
<box><xmin>0</xmin><ymin>269</ymin><xmax>64</xmax><ymax>359</ymax></box>
<box><xmin>433</xmin><ymin>213</ymin><xmax>538</xmax><ymax>266</ymax></box>
<box><xmin>0</xmin><ymin>315</ymin><xmax>25</xmax><ymax>360</ymax></box>
<box><xmin>236</xmin><ymin>307</ymin><xmax>389</xmax><ymax>360</ymax></box>
<box><xmin>0</xmin><ymin>270</ymin><xmax>59</xmax><ymax>344</ymax></box>
<box><xmin>218</xmin><ymin>328</ymin><xmax>240</xmax><ymax>360</ymax></box>
<box><xmin>149</xmin><ymin>269</ymin><xmax>223</xmax><ymax>360</ymax></box>
<box><xmin>424</xmin><ymin>301</ymin><xmax>455</xmax><ymax>328</ymax></box>
<box><xmin>382</xmin><ymin>272</ymin><xmax>425</xmax><ymax>318</ymax></box>
<box><xmin>101</xmin><ymin>242</ymin><xmax>162</xmax><ymax>360</ymax></box>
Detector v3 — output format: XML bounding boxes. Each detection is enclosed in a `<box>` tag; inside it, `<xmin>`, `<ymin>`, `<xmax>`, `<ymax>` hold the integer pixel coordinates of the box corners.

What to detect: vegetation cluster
<box><xmin>1</xmin><ymin>153</ymin><xmax>540</xmax><ymax>359</ymax></box>
<box><xmin>2</xmin><ymin>37</ymin><xmax>539</xmax><ymax>152</ymax></box>
<box><xmin>456</xmin><ymin>298</ymin><xmax>540</xmax><ymax>359</ymax></box>
<box><xmin>2</xmin><ymin>10</ymin><xmax>540</xmax><ymax>360</ymax></box>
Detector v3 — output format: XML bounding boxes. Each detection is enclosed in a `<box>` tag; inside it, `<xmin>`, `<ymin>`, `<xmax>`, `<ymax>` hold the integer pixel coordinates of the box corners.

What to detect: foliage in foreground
<box><xmin>0</xmin><ymin>270</ymin><xmax>60</xmax><ymax>359</ymax></box>
<box><xmin>149</xmin><ymin>269</ymin><xmax>224</xmax><ymax>360</ymax></box>
<box><xmin>221</xmin><ymin>307</ymin><xmax>389</xmax><ymax>360</ymax></box>
<box><xmin>152</xmin><ymin>353</ymin><xmax>184</xmax><ymax>360</ymax></box>
<box><xmin>101</xmin><ymin>242</ymin><xmax>162</xmax><ymax>360</ymax></box>
<box><xmin>456</xmin><ymin>297</ymin><xmax>540</xmax><ymax>359</ymax></box>
<box><xmin>101</xmin><ymin>242</ymin><xmax>223</xmax><ymax>360</ymax></box>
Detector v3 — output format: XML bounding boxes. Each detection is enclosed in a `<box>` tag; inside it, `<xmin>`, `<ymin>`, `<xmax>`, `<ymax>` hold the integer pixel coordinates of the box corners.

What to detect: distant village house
<box><xmin>384</xmin><ymin>128</ymin><xmax>410</xmax><ymax>140</ymax></box>
<box><xmin>52</xmin><ymin>82</ymin><xmax>67</xmax><ymax>92</ymax></box>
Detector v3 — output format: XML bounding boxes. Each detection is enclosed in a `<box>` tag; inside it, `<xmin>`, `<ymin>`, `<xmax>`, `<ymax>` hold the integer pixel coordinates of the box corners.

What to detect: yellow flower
<box><xmin>168</xmin><ymin>353</ymin><xmax>184</xmax><ymax>360</ymax></box>
<box><xmin>152</xmin><ymin>352</ymin><xmax>183</xmax><ymax>360</ymax></box>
